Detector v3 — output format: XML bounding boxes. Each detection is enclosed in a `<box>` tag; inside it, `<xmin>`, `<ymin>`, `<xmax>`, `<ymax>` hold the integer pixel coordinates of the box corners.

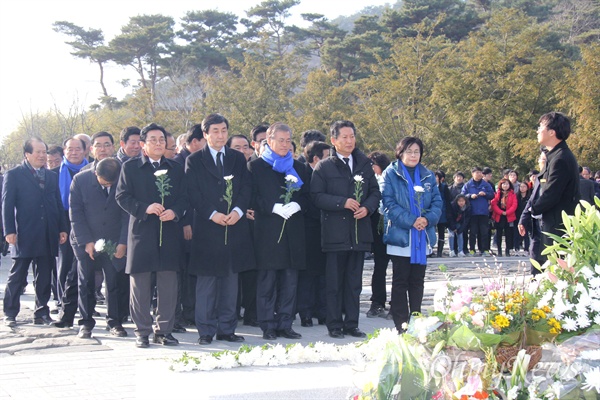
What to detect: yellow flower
<box><xmin>492</xmin><ymin>315</ymin><xmax>510</xmax><ymax>330</ymax></box>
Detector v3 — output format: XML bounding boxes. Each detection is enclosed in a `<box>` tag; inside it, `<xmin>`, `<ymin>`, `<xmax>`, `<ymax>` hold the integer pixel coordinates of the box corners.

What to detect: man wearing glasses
<box><xmin>116</xmin><ymin>123</ymin><xmax>189</xmax><ymax>348</ymax></box>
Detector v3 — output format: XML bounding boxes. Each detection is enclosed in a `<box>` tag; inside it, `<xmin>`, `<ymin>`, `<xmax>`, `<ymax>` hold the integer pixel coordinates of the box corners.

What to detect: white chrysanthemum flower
<box><xmin>224</xmin><ymin>175</ymin><xmax>234</xmax><ymax>181</ymax></box>
<box><xmin>154</xmin><ymin>169</ymin><xmax>168</xmax><ymax>177</ymax></box>
<box><xmin>555</xmin><ymin>280</ymin><xmax>569</xmax><ymax>291</ymax></box>
<box><xmin>354</xmin><ymin>175</ymin><xmax>364</xmax><ymax>183</ymax></box>
<box><xmin>561</xmin><ymin>316</ymin><xmax>577</xmax><ymax>331</ymax></box>
<box><xmin>577</xmin><ymin>294</ymin><xmax>591</xmax><ymax>308</ymax></box>
<box><xmin>594</xmin><ymin>314</ymin><xmax>600</xmax><ymax>326</ymax></box>
<box><xmin>591</xmin><ymin>301</ymin><xmax>600</xmax><ymax>313</ymax></box>
<box><xmin>197</xmin><ymin>355</ymin><xmax>219</xmax><ymax>371</ymax></box>
<box><xmin>413</xmin><ymin>185</ymin><xmax>425</xmax><ymax>193</ymax></box>
<box><xmin>580</xmin><ymin>266</ymin><xmax>595</xmax><ymax>279</ymax></box>
<box><xmin>589</xmin><ymin>277</ymin><xmax>600</xmax><ymax>289</ymax></box>
<box><xmin>238</xmin><ymin>346</ymin><xmax>262</xmax><ymax>366</ymax></box>
<box><xmin>581</xmin><ymin>367</ymin><xmax>600</xmax><ymax>393</ymax></box>
<box><xmin>94</xmin><ymin>239</ymin><xmax>105</xmax><ymax>252</ymax></box>
<box><xmin>581</xmin><ymin>349</ymin><xmax>600</xmax><ymax>360</ymax></box>
<box><xmin>553</xmin><ymin>296</ymin><xmax>568</xmax><ymax>317</ymax></box>
<box><xmin>576</xmin><ymin>314</ymin><xmax>591</xmax><ymax>329</ymax></box>
<box><xmin>218</xmin><ymin>352</ymin><xmax>239</xmax><ymax>369</ymax></box>
<box><xmin>595</xmin><ymin>265</ymin><xmax>600</xmax><ymax>275</ymax></box>
<box><xmin>575</xmin><ymin>282</ymin><xmax>587</xmax><ymax>294</ymax></box>
<box><xmin>537</xmin><ymin>290</ymin><xmax>553</xmax><ymax>308</ymax></box>
<box><xmin>284</xmin><ymin>174</ymin><xmax>298</xmax><ymax>183</ymax></box>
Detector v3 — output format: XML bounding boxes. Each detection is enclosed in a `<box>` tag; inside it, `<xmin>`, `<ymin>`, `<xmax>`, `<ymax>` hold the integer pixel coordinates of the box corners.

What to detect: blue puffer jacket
<box><xmin>461</xmin><ymin>178</ymin><xmax>494</xmax><ymax>216</ymax></box>
<box><xmin>381</xmin><ymin>161</ymin><xmax>442</xmax><ymax>249</ymax></box>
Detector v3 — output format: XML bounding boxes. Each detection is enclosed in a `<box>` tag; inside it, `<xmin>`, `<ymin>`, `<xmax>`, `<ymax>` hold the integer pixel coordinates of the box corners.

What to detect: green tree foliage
<box><xmin>109</xmin><ymin>14</ymin><xmax>176</xmax><ymax>117</ymax></box>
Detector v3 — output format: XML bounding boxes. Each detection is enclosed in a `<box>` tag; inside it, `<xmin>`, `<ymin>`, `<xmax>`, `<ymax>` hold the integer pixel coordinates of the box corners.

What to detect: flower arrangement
<box><xmin>223</xmin><ymin>175</ymin><xmax>234</xmax><ymax>245</ymax></box>
<box><xmin>278</xmin><ymin>174</ymin><xmax>300</xmax><ymax>243</ymax></box>
<box><xmin>154</xmin><ymin>169</ymin><xmax>171</xmax><ymax>246</ymax></box>
<box><xmin>94</xmin><ymin>238</ymin><xmax>117</xmax><ymax>260</ymax></box>
<box><xmin>353</xmin><ymin>175</ymin><xmax>363</xmax><ymax>244</ymax></box>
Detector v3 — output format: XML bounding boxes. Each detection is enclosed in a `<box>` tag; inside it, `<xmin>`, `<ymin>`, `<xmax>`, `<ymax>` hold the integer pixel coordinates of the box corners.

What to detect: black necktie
<box><xmin>216</xmin><ymin>152</ymin><xmax>224</xmax><ymax>177</ymax></box>
<box><xmin>103</xmin><ymin>186</ymin><xmax>109</xmax><ymax>198</ymax></box>
<box><xmin>343</xmin><ymin>157</ymin><xmax>351</xmax><ymax>172</ymax></box>
<box><xmin>152</xmin><ymin>161</ymin><xmax>160</xmax><ymax>169</ymax></box>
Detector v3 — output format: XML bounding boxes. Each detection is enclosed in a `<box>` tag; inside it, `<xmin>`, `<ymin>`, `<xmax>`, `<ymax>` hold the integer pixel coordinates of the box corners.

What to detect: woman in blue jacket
<box><xmin>381</xmin><ymin>137</ymin><xmax>442</xmax><ymax>333</ymax></box>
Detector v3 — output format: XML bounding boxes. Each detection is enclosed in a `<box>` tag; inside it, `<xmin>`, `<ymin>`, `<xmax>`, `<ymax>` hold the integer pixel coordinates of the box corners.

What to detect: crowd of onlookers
<box><xmin>2</xmin><ymin>111</ymin><xmax>597</xmax><ymax>347</ymax></box>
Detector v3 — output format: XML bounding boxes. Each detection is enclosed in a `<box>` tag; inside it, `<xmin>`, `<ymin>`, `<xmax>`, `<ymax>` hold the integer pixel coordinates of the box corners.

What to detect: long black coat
<box><xmin>115</xmin><ymin>156</ymin><xmax>188</xmax><ymax>274</ymax></box>
<box><xmin>185</xmin><ymin>146</ymin><xmax>255</xmax><ymax>277</ymax></box>
<box><xmin>2</xmin><ymin>162</ymin><xmax>68</xmax><ymax>258</ymax></box>
<box><xmin>311</xmin><ymin>149</ymin><xmax>381</xmax><ymax>253</ymax></box>
<box><xmin>531</xmin><ymin>141</ymin><xmax>580</xmax><ymax>246</ymax></box>
<box><xmin>248</xmin><ymin>158</ymin><xmax>309</xmax><ymax>270</ymax></box>
<box><xmin>304</xmin><ymin>163</ymin><xmax>326</xmax><ymax>275</ymax></box>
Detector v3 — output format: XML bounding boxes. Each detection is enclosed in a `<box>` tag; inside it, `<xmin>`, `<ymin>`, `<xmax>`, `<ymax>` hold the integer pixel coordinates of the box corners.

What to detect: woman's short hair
<box><xmin>395</xmin><ymin>136</ymin><xmax>423</xmax><ymax>163</ymax></box>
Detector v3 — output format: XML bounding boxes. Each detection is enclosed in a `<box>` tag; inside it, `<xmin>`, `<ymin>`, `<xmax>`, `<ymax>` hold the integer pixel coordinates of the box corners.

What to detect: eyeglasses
<box><xmin>93</xmin><ymin>143</ymin><xmax>114</xmax><ymax>149</ymax></box>
<box><xmin>145</xmin><ymin>138</ymin><xmax>166</xmax><ymax>145</ymax></box>
<box><xmin>404</xmin><ymin>150</ymin><xmax>420</xmax><ymax>156</ymax></box>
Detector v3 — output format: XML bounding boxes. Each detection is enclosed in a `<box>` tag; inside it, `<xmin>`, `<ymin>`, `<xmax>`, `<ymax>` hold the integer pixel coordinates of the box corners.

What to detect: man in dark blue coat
<box><xmin>68</xmin><ymin>158</ymin><xmax>129</xmax><ymax>338</ymax></box>
<box><xmin>311</xmin><ymin>120</ymin><xmax>381</xmax><ymax>339</ymax></box>
<box><xmin>2</xmin><ymin>138</ymin><xmax>68</xmax><ymax>327</ymax></box>
<box><xmin>186</xmin><ymin>113</ymin><xmax>255</xmax><ymax>345</ymax></box>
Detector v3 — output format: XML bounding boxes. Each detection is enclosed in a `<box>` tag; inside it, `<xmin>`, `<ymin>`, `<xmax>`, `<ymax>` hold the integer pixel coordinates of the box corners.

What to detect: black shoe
<box><xmin>172</xmin><ymin>324</ymin><xmax>187</xmax><ymax>333</ymax></box>
<box><xmin>153</xmin><ymin>333</ymin><xmax>179</xmax><ymax>346</ymax></box>
<box><xmin>263</xmin><ymin>329</ymin><xmax>277</xmax><ymax>340</ymax></box>
<box><xmin>198</xmin><ymin>335</ymin><xmax>213</xmax><ymax>345</ymax></box>
<box><xmin>33</xmin><ymin>315</ymin><xmax>54</xmax><ymax>325</ymax></box>
<box><xmin>4</xmin><ymin>316</ymin><xmax>16</xmax><ymax>327</ymax></box>
<box><xmin>300</xmin><ymin>318</ymin><xmax>313</xmax><ymax>327</ymax></box>
<box><xmin>243</xmin><ymin>319</ymin><xmax>259</xmax><ymax>327</ymax></box>
<box><xmin>136</xmin><ymin>335</ymin><xmax>150</xmax><ymax>348</ymax></box>
<box><xmin>328</xmin><ymin>329</ymin><xmax>344</xmax><ymax>339</ymax></box>
<box><xmin>276</xmin><ymin>328</ymin><xmax>302</xmax><ymax>339</ymax></box>
<box><xmin>78</xmin><ymin>327</ymin><xmax>92</xmax><ymax>339</ymax></box>
<box><xmin>366</xmin><ymin>304</ymin><xmax>386</xmax><ymax>318</ymax></box>
<box><xmin>52</xmin><ymin>319</ymin><xmax>73</xmax><ymax>328</ymax></box>
<box><xmin>343</xmin><ymin>327</ymin><xmax>367</xmax><ymax>338</ymax></box>
<box><xmin>108</xmin><ymin>326</ymin><xmax>128</xmax><ymax>337</ymax></box>
<box><xmin>216</xmin><ymin>333</ymin><xmax>245</xmax><ymax>342</ymax></box>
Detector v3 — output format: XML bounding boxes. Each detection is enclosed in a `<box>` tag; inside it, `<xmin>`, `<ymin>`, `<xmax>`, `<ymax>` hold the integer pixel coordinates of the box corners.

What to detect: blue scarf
<box><xmin>261</xmin><ymin>144</ymin><xmax>303</xmax><ymax>189</ymax></box>
<box><xmin>400</xmin><ymin>163</ymin><xmax>427</xmax><ymax>265</ymax></box>
<box><xmin>59</xmin><ymin>157</ymin><xmax>89</xmax><ymax>210</ymax></box>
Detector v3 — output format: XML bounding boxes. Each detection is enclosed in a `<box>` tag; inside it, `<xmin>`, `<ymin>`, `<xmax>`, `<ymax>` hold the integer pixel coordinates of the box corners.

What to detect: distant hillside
<box><xmin>332</xmin><ymin>1</ymin><xmax>402</xmax><ymax>31</ymax></box>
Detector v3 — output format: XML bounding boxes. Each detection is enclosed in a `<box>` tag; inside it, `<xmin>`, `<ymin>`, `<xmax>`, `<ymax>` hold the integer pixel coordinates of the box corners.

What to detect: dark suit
<box><xmin>311</xmin><ymin>149</ymin><xmax>381</xmax><ymax>332</ymax></box>
<box><xmin>69</xmin><ymin>169</ymin><xmax>129</xmax><ymax>329</ymax></box>
<box><xmin>579</xmin><ymin>176</ymin><xmax>596</xmax><ymax>204</ymax></box>
<box><xmin>186</xmin><ymin>146</ymin><xmax>254</xmax><ymax>337</ymax></box>
<box><xmin>531</xmin><ymin>141</ymin><xmax>580</xmax><ymax>250</ymax></box>
<box><xmin>248</xmin><ymin>157</ymin><xmax>309</xmax><ymax>332</ymax></box>
<box><xmin>2</xmin><ymin>162</ymin><xmax>67</xmax><ymax>319</ymax></box>
<box><xmin>115</xmin><ymin>155</ymin><xmax>188</xmax><ymax>337</ymax></box>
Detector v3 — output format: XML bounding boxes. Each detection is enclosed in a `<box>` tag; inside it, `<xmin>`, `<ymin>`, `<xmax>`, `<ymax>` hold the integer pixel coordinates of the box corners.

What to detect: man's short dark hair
<box><xmin>471</xmin><ymin>166</ymin><xmax>483</xmax><ymax>173</ymax></box>
<box><xmin>482</xmin><ymin>167</ymin><xmax>492</xmax><ymax>175</ymax></box>
<box><xmin>539</xmin><ymin>111</ymin><xmax>571</xmax><ymax>141</ymax></box>
<box><xmin>47</xmin><ymin>145</ymin><xmax>64</xmax><ymax>157</ymax></box>
<box><xmin>187</xmin><ymin>124</ymin><xmax>203</xmax><ymax>144</ymax></box>
<box><xmin>305</xmin><ymin>141</ymin><xmax>331</xmax><ymax>163</ymax></box>
<box><xmin>23</xmin><ymin>137</ymin><xmax>47</xmax><ymax>155</ymax></box>
<box><xmin>62</xmin><ymin>137</ymin><xmax>86</xmax><ymax>151</ymax></box>
<box><xmin>509</xmin><ymin>169</ymin><xmax>519</xmax><ymax>179</ymax></box>
<box><xmin>435</xmin><ymin>170</ymin><xmax>446</xmax><ymax>180</ymax></box>
<box><xmin>202</xmin><ymin>113</ymin><xmax>229</xmax><ymax>134</ymax></box>
<box><xmin>251</xmin><ymin>124</ymin><xmax>269</xmax><ymax>142</ymax></box>
<box><xmin>330</xmin><ymin>120</ymin><xmax>355</xmax><ymax>139</ymax></box>
<box><xmin>140</xmin><ymin>123</ymin><xmax>166</xmax><ymax>142</ymax></box>
<box><xmin>226</xmin><ymin>134</ymin><xmax>251</xmax><ymax>148</ymax></box>
<box><xmin>91</xmin><ymin>131</ymin><xmax>114</xmax><ymax>145</ymax></box>
<box><xmin>395</xmin><ymin>136</ymin><xmax>423</xmax><ymax>163</ymax></box>
<box><xmin>95</xmin><ymin>158</ymin><xmax>121</xmax><ymax>184</ymax></box>
<box><xmin>300</xmin><ymin>130</ymin><xmax>326</xmax><ymax>148</ymax></box>
<box><xmin>120</xmin><ymin>126</ymin><xmax>141</xmax><ymax>143</ymax></box>
<box><xmin>453</xmin><ymin>171</ymin><xmax>465</xmax><ymax>179</ymax></box>
<box><xmin>368</xmin><ymin>151</ymin><xmax>391</xmax><ymax>171</ymax></box>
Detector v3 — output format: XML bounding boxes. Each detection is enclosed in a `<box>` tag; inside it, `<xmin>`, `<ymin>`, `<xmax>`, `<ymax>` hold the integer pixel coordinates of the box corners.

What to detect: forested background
<box><xmin>1</xmin><ymin>0</ymin><xmax>599</xmax><ymax>175</ymax></box>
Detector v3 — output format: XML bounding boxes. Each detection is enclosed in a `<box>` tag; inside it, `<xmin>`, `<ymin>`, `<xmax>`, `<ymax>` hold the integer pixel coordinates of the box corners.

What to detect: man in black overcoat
<box><xmin>2</xmin><ymin>138</ymin><xmax>68</xmax><ymax>326</ymax></box>
<box><xmin>186</xmin><ymin>113</ymin><xmax>255</xmax><ymax>345</ymax></box>
<box><xmin>248</xmin><ymin>123</ymin><xmax>309</xmax><ymax>340</ymax></box>
<box><xmin>311</xmin><ymin>120</ymin><xmax>381</xmax><ymax>339</ymax></box>
<box><xmin>530</xmin><ymin>112</ymin><xmax>580</xmax><ymax>254</ymax></box>
<box><xmin>69</xmin><ymin>158</ymin><xmax>129</xmax><ymax>338</ymax></box>
<box><xmin>115</xmin><ymin>123</ymin><xmax>189</xmax><ymax>348</ymax></box>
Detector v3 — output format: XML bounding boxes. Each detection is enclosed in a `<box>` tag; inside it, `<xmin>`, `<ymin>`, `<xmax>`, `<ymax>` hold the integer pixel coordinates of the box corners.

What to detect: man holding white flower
<box><xmin>69</xmin><ymin>158</ymin><xmax>129</xmax><ymax>338</ymax></box>
<box><xmin>115</xmin><ymin>123</ymin><xmax>188</xmax><ymax>348</ymax></box>
<box><xmin>185</xmin><ymin>113</ymin><xmax>254</xmax><ymax>345</ymax></box>
<box><xmin>248</xmin><ymin>122</ymin><xmax>309</xmax><ymax>340</ymax></box>
<box><xmin>311</xmin><ymin>120</ymin><xmax>381</xmax><ymax>339</ymax></box>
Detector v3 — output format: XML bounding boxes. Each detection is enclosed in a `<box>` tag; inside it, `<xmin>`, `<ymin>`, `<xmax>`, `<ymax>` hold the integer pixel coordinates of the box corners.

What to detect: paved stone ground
<box><xmin>0</xmin><ymin>250</ymin><xmax>530</xmax><ymax>399</ymax></box>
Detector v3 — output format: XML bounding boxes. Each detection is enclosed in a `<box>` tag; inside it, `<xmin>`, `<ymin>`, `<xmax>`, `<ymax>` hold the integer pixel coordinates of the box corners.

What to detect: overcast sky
<box><xmin>0</xmin><ymin>0</ymin><xmax>391</xmax><ymax>143</ymax></box>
